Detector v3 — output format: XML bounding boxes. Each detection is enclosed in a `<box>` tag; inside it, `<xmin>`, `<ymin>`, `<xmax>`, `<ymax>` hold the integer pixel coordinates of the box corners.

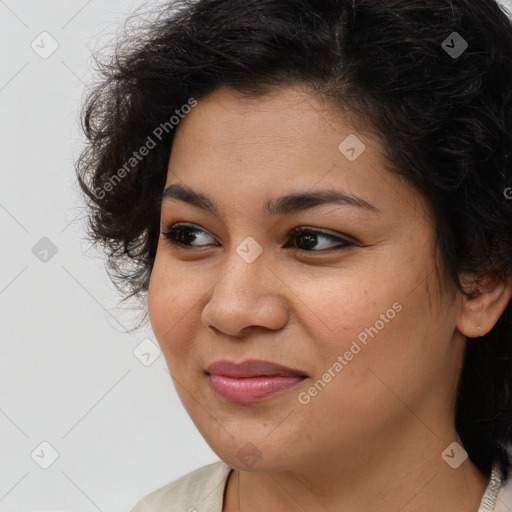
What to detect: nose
<box><xmin>200</xmin><ymin>248</ymin><xmax>289</xmax><ymax>337</ymax></box>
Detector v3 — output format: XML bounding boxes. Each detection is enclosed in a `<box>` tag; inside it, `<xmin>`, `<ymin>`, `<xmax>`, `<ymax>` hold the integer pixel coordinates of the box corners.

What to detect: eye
<box><xmin>161</xmin><ymin>223</ymin><xmax>356</xmax><ymax>252</ymax></box>
<box><xmin>161</xmin><ymin>222</ymin><xmax>218</xmax><ymax>248</ymax></box>
<box><xmin>285</xmin><ymin>226</ymin><xmax>355</xmax><ymax>252</ymax></box>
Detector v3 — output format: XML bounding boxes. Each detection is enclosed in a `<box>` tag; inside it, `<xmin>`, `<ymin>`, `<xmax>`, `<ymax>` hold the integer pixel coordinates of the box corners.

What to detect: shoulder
<box><xmin>130</xmin><ymin>460</ymin><xmax>233</xmax><ymax>512</ymax></box>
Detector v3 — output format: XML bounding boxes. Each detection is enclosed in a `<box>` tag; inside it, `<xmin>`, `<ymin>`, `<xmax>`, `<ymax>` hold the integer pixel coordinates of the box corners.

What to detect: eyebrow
<box><xmin>159</xmin><ymin>183</ymin><xmax>379</xmax><ymax>216</ymax></box>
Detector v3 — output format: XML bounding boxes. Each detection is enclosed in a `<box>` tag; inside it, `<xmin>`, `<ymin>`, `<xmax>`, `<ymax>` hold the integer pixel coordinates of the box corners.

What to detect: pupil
<box><xmin>177</xmin><ymin>227</ymin><xmax>195</xmax><ymax>245</ymax></box>
<box><xmin>297</xmin><ymin>233</ymin><xmax>316</xmax><ymax>250</ymax></box>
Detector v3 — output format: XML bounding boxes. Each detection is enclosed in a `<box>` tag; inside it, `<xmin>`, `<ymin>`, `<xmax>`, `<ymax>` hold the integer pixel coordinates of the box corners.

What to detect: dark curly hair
<box><xmin>76</xmin><ymin>0</ymin><xmax>512</xmax><ymax>480</ymax></box>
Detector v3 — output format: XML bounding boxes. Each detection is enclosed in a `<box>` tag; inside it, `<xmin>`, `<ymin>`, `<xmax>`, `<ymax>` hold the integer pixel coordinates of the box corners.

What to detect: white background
<box><xmin>1</xmin><ymin>0</ymin><xmax>511</xmax><ymax>510</ymax></box>
<box><xmin>0</xmin><ymin>1</ymin><xmax>219</xmax><ymax>511</ymax></box>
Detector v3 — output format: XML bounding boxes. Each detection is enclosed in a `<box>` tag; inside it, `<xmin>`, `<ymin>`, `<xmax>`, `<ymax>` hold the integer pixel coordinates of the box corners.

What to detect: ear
<box><xmin>456</xmin><ymin>274</ymin><xmax>512</xmax><ymax>338</ymax></box>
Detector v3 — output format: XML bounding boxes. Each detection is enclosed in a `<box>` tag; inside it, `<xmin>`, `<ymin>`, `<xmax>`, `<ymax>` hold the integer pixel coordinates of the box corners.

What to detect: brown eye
<box><xmin>286</xmin><ymin>227</ymin><xmax>355</xmax><ymax>252</ymax></box>
<box><xmin>161</xmin><ymin>223</ymin><xmax>217</xmax><ymax>248</ymax></box>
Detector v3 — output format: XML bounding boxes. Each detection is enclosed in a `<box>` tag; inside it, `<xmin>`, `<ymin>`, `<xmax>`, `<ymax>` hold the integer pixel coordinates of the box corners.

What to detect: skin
<box><xmin>147</xmin><ymin>85</ymin><xmax>512</xmax><ymax>512</ymax></box>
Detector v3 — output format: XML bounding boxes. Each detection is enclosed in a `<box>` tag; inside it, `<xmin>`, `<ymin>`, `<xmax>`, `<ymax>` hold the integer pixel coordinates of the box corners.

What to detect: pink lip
<box><xmin>206</xmin><ymin>359</ymin><xmax>308</xmax><ymax>404</ymax></box>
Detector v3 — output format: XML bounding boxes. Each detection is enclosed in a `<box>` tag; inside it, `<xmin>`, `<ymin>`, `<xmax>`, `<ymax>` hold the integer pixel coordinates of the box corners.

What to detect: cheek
<box><xmin>147</xmin><ymin>260</ymin><xmax>169</xmax><ymax>339</ymax></box>
<box><xmin>147</xmin><ymin>257</ymin><xmax>186</xmax><ymax>355</ymax></box>
<box><xmin>288</xmin><ymin>261</ymin><xmax>444</xmax><ymax>392</ymax></box>
<box><xmin>147</xmin><ymin>255</ymin><xmax>208</xmax><ymax>368</ymax></box>
<box><xmin>287</xmin><ymin>267</ymin><xmax>399</xmax><ymax>350</ymax></box>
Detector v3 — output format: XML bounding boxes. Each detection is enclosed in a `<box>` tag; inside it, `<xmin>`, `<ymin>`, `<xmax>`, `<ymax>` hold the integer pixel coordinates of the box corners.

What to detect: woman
<box><xmin>76</xmin><ymin>0</ymin><xmax>512</xmax><ymax>510</ymax></box>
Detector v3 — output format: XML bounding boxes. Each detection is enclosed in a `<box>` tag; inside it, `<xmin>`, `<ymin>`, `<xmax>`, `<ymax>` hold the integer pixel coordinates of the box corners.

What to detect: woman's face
<box><xmin>147</xmin><ymin>85</ymin><xmax>466</xmax><ymax>473</ymax></box>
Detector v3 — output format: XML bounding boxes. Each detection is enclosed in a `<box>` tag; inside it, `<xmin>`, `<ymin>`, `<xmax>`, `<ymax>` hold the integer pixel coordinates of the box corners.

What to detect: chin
<box><xmin>204</xmin><ymin>433</ymin><xmax>298</xmax><ymax>473</ymax></box>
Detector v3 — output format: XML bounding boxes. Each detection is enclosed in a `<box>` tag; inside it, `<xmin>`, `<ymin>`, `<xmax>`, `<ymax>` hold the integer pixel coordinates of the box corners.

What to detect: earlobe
<box><xmin>456</xmin><ymin>275</ymin><xmax>512</xmax><ymax>338</ymax></box>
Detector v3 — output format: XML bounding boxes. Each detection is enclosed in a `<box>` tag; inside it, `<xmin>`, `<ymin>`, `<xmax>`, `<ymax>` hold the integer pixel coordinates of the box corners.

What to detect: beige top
<box><xmin>130</xmin><ymin>460</ymin><xmax>512</xmax><ymax>512</ymax></box>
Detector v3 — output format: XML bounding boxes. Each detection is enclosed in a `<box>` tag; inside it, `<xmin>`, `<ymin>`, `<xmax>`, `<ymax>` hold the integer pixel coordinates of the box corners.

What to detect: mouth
<box><xmin>205</xmin><ymin>359</ymin><xmax>308</xmax><ymax>404</ymax></box>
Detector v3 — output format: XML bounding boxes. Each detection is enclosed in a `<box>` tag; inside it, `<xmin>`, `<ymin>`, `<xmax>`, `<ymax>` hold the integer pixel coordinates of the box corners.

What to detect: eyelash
<box><xmin>160</xmin><ymin>222</ymin><xmax>356</xmax><ymax>253</ymax></box>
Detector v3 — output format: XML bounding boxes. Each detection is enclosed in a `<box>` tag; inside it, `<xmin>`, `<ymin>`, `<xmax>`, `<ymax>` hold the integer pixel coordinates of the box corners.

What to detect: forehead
<box><xmin>168</xmin><ymin>85</ymin><xmax>372</xmax><ymax>180</ymax></box>
<box><xmin>164</xmin><ymin>85</ymin><xmax>429</xmax><ymax>224</ymax></box>
<box><xmin>174</xmin><ymin>85</ymin><xmax>350</xmax><ymax>147</ymax></box>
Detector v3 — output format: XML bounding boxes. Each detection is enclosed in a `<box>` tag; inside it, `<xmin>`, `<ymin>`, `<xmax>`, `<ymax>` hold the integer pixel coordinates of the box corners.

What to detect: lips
<box><xmin>206</xmin><ymin>359</ymin><xmax>308</xmax><ymax>378</ymax></box>
<box><xmin>206</xmin><ymin>359</ymin><xmax>308</xmax><ymax>404</ymax></box>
